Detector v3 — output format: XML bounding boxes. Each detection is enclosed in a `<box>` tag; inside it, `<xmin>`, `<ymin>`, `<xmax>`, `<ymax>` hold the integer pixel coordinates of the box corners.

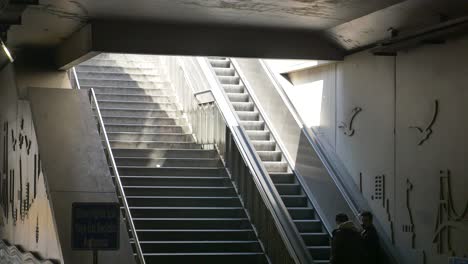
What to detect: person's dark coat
<box><xmin>330</xmin><ymin>221</ymin><xmax>364</xmax><ymax>264</ymax></box>
<box><xmin>361</xmin><ymin>225</ymin><xmax>381</xmax><ymax>264</ymax></box>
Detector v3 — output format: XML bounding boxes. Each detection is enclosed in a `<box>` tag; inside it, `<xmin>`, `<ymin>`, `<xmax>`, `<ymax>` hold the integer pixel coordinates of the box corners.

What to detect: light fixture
<box><xmin>1</xmin><ymin>39</ymin><xmax>14</xmax><ymax>63</ymax></box>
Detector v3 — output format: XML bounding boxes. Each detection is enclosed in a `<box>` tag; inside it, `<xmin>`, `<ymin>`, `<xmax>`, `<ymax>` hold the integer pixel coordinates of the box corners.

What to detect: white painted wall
<box><xmin>287</xmin><ymin>36</ymin><xmax>468</xmax><ymax>264</ymax></box>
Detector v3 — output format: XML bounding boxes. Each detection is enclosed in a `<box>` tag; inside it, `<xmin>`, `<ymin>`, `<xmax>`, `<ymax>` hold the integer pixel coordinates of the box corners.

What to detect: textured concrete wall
<box><xmin>288</xmin><ymin>35</ymin><xmax>468</xmax><ymax>264</ymax></box>
<box><xmin>28</xmin><ymin>88</ymin><xmax>136</xmax><ymax>264</ymax></box>
<box><xmin>0</xmin><ymin>64</ymin><xmax>62</xmax><ymax>262</ymax></box>
<box><xmin>0</xmin><ymin>63</ymin><xmax>135</xmax><ymax>264</ymax></box>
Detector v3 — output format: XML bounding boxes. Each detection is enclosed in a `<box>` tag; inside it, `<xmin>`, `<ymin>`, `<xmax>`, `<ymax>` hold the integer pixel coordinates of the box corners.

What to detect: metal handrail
<box><xmin>68</xmin><ymin>67</ymin><xmax>81</xmax><ymax>90</ymax></box>
<box><xmin>199</xmin><ymin>57</ymin><xmax>314</xmax><ymax>264</ymax></box>
<box><xmin>88</xmin><ymin>88</ymin><xmax>146</xmax><ymax>264</ymax></box>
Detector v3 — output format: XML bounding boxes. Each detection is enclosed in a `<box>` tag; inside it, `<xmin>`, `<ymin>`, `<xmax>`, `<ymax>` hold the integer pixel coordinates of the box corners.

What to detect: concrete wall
<box><xmin>0</xmin><ymin>55</ymin><xmax>135</xmax><ymax>264</ymax></box>
<box><xmin>28</xmin><ymin>88</ymin><xmax>136</xmax><ymax>264</ymax></box>
<box><xmin>288</xmin><ymin>35</ymin><xmax>468</xmax><ymax>264</ymax></box>
<box><xmin>0</xmin><ymin>64</ymin><xmax>62</xmax><ymax>262</ymax></box>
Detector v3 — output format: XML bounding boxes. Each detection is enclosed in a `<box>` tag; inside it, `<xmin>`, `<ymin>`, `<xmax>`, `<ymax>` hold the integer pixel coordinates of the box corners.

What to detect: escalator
<box><xmin>207</xmin><ymin>57</ymin><xmax>331</xmax><ymax>263</ymax></box>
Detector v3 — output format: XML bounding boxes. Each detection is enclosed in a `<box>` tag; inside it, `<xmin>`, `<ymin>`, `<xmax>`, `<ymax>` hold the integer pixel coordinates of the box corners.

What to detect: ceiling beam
<box><xmin>55</xmin><ymin>21</ymin><xmax>345</xmax><ymax>69</ymax></box>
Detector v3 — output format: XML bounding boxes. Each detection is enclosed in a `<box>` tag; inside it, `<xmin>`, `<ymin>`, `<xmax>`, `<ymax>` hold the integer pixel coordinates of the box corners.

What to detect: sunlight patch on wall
<box><xmin>287</xmin><ymin>80</ymin><xmax>323</xmax><ymax>127</ymax></box>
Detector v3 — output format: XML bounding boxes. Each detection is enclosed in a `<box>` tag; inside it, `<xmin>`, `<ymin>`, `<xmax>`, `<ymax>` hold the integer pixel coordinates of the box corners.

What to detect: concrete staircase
<box><xmin>76</xmin><ymin>54</ymin><xmax>268</xmax><ymax>264</ymax></box>
<box><xmin>208</xmin><ymin>57</ymin><xmax>331</xmax><ymax>263</ymax></box>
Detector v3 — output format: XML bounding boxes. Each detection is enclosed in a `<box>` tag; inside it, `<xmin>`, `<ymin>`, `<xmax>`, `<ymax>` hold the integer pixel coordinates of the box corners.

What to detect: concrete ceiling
<box><xmin>71</xmin><ymin>0</ymin><xmax>402</xmax><ymax>30</ymax></box>
<box><xmin>3</xmin><ymin>0</ymin><xmax>468</xmax><ymax>62</ymax></box>
<box><xmin>8</xmin><ymin>0</ymin><xmax>403</xmax><ymax>47</ymax></box>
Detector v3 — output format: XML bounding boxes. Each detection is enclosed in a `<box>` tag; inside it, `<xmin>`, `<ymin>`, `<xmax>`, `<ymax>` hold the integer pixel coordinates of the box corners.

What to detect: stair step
<box><xmin>294</xmin><ymin>220</ymin><xmax>323</xmax><ymax>233</ymax></box>
<box><xmin>77</xmin><ymin>71</ymin><xmax>163</xmax><ymax>82</ymax></box>
<box><xmin>98</xmin><ymin>108</ymin><xmax>180</xmax><ymax>118</ymax></box>
<box><xmin>231</xmin><ymin>102</ymin><xmax>254</xmax><ymax>111</ymax></box>
<box><xmin>288</xmin><ymin>207</ymin><xmax>316</xmax><ymax>219</ymax></box>
<box><xmin>246</xmin><ymin>130</ymin><xmax>270</xmax><ymax>141</ymax></box>
<box><xmin>142</xmin><ymin>252</ymin><xmax>267</xmax><ymax>263</ymax></box>
<box><xmin>102</xmin><ymin>116</ymin><xmax>185</xmax><ymax>126</ymax></box>
<box><xmin>240</xmin><ymin>121</ymin><xmax>265</xmax><ymax>131</ymax></box>
<box><xmin>112</xmin><ymin>148</ymin><xmax>217</xmax><ymax>159</ymax></box>
<box><xmin>82</xmin><ymin>81</ymin><xmax>169</xmax><ymax>89</ymax></box>
<box><xmin>117</xmin><ymin>166</ymin><xmax>225</xmax><ymax>176</ymax></box>
<box><xmin>236</xmin><ymin>111</ymin><xmax>259</xmax><ymax>121</ymax></box>
<box><xmin>129</xmin><ymin>207</ymin><xmax>246</xmax><ymax>218</ymax></box>
<box><xmin>223</xmin><ymin>84</ymin><xmax>244</xmax><ymax>93</ymax></box>
<box><xmin>301</xmin><ymin>233</ymin><xmax>330</xmax><ymax>246</ymax></box>
<box><xmin>105</xmin><ymin>124</ymin><xmax>189</xmax><ymax>134</ymax></box>
<box><xmin>79</xmin><ymin>78</ymin><xmax>170</xmax><ymax>89</ymax></box>
<box><xmin>96</xmin><ymin>93</ymin><xmax>175</xmax><ymax>103</ymax></box>
<box><xmin>126</xmin><ymin>196</ymin><xmax>242</xmax><ymax>207</ymax></box>
<box><xmin>282</xmin><ymin>195</ymin><xmax>308</xmax><ymax>207</ymax></box>
<box><xmin>138</xmin><ymin>241</ymin><xmax>261</xmax><ymax>253</ymax></box>
<box><xmin>275</xmin><ymin>183</ymin><xmax>301</xmax><ymax>195</ymax></box>
<box><xmin>80</xmin><ymin>60</ymin><xmax>156</xmax><ymax>68</ymax></box>
<box><xmin>76</xmin><ymin>65</ymin><xmax>160</xmax><ymax>74</ymax></box>
<box><xmin>209</xmin><ymin>60</ymin><xmax>231</xmax><ymax>68</ymax></box>
<box><xmin>91</xmin><ymin>53</ymin><xmax>159</xmax><ymax>61</ymax></box>
<box><xmin>214</xmin><ymin>67</ymin><xmax>235</xmax><ymax>76</ymax></box>
<box><xmin>108</xmin><ymin>140</ymin><xmax>200</xmax><ymax>149</ymax></box>
<box><xmin>124</xmin><ymin>186</ymin><xmax>236</xmax><ymax>196</ymax></box>
<box><xmin>227</xmin><ymin>93</ymin><xmax>249</xmax><ymax>102</ymax></box>
<box><xmin>308</xmin><ymin>246</ymin><xmax>331</xmax><ymax>261</ymax></box>
<box><xmin>119</xmin><ymin>176</ymin><xmax>229</xmax><ymax>187</ymax></box>
<box><xmin>133</xmin><ymin>220</ymin><xmax>255</xmax><ymax>230</ymax></box>
<box><xmin>217</xmin><ymin>76</ymin><xmax>240</xmax><ymax>85</ymax></box>
<box><xmin>135</xmin><ymin>229</ymin><xmax>257</xmax><ymax>241</ymax></box>
<box><xmin>270</xmin><ymin>173</ymin><xmax>295</xmax><ymax>184</ymax></box>
<box><xmin>91</xmin><ymin>86</ymin><xmax>173</xmax><ymax>96</ymax></box>
<box><xmin>107</xmin><ymin>132</ymin><xmax>193</xmax><ymax>142</ymax></box>
<box><xmin>251</xmin><ymin>140</ymin><xmax>276</xmax><ymax>151</ymax></box>
<box><xmin>263</xmin><ymin>161</ymin><xmax>288</xmax><ymax>172</ymax></box>
<box><xmin>97</xmin><ymin>100</ymin><xmax>177</xmax><ymax>110</ymax></box>
<box><xmin>257</xmin><ymin>150</ymin><xmax>282</xmax><ymax>161</ymax></box>
<box><xmin>115</xmin><ymin>157</ymin><xmax>222</xmax><ymax>167</ymax></box>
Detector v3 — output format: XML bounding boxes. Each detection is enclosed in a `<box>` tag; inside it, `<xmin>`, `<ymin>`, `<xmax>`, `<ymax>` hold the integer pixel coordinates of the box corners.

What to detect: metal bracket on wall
<box><xmin>36</xmin><ymin>216</ymin><xmax>39</xmax><ymax>243</ymax></box>
<box><xmin>433</xmin><ymin>169</ymin><xmax>468</xmax><ymax>255</ymax></box>
<box><xmin>11</xmin><ymin>130</ymin><xmax>16</xmax><ymax>151</ymax></box>
<box><xmin>359</xmin><ymin>172</ymin><xmax>363</xmax><ymax>193</ymax></box>
<box><xmin>25</xmin><ymin>136</ymin><xmax>31</xmax><ymax>155</ymax></box>
<box><xmin>18</xmin><ymin>133</ymin><xmax>24</xmax><ymax>150</ymax></box>
<box><xmin>409</xmin><ymin>100</ymin><xmax>439</xmax><ymax>145</ymax></box>
<box><xmin>371</xmin><ymin>174</ymin><xmax>386</xmax><ymax>207</ymax></box>
<box><xmin>339</xmin><ymin>107</ymin><xmax>362</xmax><ymax>136</ymax></box>
<box><xmin>403</xmin><ymin>178</ymin><xmax>416</xmax><ymax>248</ymax></box>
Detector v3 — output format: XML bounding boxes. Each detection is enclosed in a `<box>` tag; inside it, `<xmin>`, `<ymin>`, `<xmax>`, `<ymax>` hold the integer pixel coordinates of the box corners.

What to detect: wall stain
<box><xmin>182</xmin><ymin>0</ymin><xmax>347</xmax><ymax>19</ymax></box>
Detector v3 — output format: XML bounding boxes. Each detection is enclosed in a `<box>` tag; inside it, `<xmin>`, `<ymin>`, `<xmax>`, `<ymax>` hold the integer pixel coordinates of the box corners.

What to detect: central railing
<box><xmin>160</xmin><ymin>56</ymin><xmax>313</xmax><ymax>264</ymax></box>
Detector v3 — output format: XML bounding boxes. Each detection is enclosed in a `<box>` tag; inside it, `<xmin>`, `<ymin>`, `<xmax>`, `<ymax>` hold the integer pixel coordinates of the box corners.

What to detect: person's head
<box><xmin>360</xmin><ymin>211</ymin><xmax>373</xmax><ymax>228</ymax></box>
<box><xmin>335</xmin><ymin>213</ymin><xmax>349</xmax><ymax>225</ymax></box>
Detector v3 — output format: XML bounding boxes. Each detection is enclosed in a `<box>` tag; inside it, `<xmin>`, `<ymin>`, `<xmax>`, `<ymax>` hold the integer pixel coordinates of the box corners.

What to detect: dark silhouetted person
<box><xmin>360</xmin><ymin>211</ymin><xmax>381</xmax><ymax>264</ymax></box>
<box><xmin>330</xmin><ymin>213</ymin><xmax>364</xmax><ymax>264</ymax></box>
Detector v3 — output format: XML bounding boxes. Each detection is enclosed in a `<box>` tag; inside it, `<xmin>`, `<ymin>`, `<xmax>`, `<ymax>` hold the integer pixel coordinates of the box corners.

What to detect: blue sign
<box><xmin>450</xmin><ymin>257</ymin><xmax>468</xmax><ymax>264</ymax></box>
<box><xmin>71</xmin><ymin>202</ymin><xmax>120</xmax><ymax>250</ymax></box>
